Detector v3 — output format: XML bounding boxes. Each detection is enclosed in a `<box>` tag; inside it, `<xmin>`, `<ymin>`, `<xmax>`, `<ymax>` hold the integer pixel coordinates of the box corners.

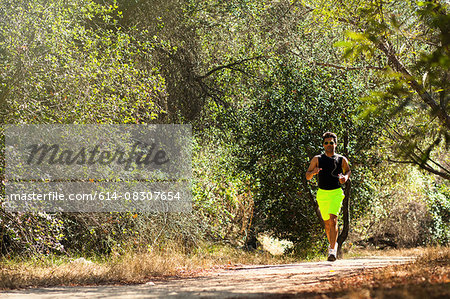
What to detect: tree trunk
<box><xmin>301</xmin><ymin>176</ymin><xmax>324</xmax><ymax>229</ymax></box>
<box><xmin>337</xmin><ymin>178</ymin><xmax>351</xmax><ymax>258</ymax></box>
<box><xmin>337</xmin><ymin>131</ymin><xmax>351</xmax><ymax>258</ymax></box>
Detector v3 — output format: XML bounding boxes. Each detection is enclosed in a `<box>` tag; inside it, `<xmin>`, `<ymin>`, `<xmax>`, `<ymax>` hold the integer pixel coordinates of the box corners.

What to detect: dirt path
<box><xmin>1</xmin><ymin>256</ymin><xmax>414</xmax><ymax>298</ymax></box>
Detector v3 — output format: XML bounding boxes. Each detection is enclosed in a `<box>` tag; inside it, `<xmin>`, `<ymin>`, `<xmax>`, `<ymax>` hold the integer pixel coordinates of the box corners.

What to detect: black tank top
<box><xmin>318</xmin><ymin>153</ymin><xmax>343</xmax><ymax>190</ymax></box>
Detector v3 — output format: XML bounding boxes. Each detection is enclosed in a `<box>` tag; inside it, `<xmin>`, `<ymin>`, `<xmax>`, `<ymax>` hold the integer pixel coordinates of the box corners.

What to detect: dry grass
<box><xmin>0</xmin><ymin>241</ymin><xmax>298</xmax><ymax>290</ymax></box>
<box><xmin>0</xmin><ymin>251</ymin><xmax>198</xmax><ymax>290</ymax></box>
<box><xmin>319</xmin><ymin>246</ymin><xmax>450</xmax><ymax>299</ymax></box>
<box><xmin>343</xmin><ymin>245</ymin><xmax>426</xmax><ymax>258</ymax></box>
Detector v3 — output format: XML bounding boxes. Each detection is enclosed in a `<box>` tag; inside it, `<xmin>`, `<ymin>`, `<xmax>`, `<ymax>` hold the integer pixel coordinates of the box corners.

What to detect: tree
<box><xmin>234</xmin><ymin>61</ymin><xmax>382</xmax><ymax>253</ymax></box>
<box><xmin>0</xmin><ymin>0</ymin><xmax>165</xmax><ymax>124</ymax></box>
<box><xmin>301</xmin><ymin>0</ymin><xmax>449</xmax><ymax>180</ymax></box>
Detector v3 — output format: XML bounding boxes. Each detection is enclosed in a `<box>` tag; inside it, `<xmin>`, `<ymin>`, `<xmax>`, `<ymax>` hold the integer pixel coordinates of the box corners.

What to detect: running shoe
<box><xmin>327</xmin><ymin>246</ymin><xmax>337</xmax><ymax>262</ymax></box>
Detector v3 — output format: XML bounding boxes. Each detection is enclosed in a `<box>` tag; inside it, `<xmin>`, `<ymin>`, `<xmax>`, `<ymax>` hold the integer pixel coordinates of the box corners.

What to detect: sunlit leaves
<box><xmin>0</xmin><ymin>0</ymin><xmax>165</xmax><ymax>124</ymax></box>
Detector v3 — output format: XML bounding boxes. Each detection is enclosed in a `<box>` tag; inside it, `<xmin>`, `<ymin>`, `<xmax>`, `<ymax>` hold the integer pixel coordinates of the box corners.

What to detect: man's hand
<box><xmin>312</xmin><ymin>167</ymin><xmax>322</xmax><ymax>175</ymax></box>
<box><xmin>338</xmin><ymin>173</ymin><xmax>347</xmax><ymax>184</ymax></box>
<box><xmin>306</xmin><ymin>166</ymin><xmax>322</xmax><ymax>181</ymax></box>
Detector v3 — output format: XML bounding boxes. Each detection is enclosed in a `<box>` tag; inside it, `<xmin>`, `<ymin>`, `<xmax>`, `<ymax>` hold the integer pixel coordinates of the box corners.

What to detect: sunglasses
<box><xmin>323</xmin><ymin>141</ymin><xmax>335</xmax><ymax>145</ymax></box>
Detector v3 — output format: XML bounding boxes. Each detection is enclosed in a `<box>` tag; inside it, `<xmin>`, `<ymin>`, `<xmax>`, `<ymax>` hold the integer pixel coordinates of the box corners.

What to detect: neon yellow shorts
<box><xmin>316</xmin><ymin>188</ymin><xmax>345</xmax><ymax>221</ymax></box>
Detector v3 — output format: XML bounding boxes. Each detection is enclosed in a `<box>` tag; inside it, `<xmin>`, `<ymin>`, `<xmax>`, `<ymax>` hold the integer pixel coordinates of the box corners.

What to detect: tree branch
<box><xmin>312</xmin><ymin>61</ymin><xmax>384</xmax><ymax>71</ymax></box>
<box><xmin>197</xmin><ymin>56</ymin><xmax>265</xmax><ymax>79</ymax></box>
<box><xmin>388</xmin><ymin>156</ymin><xmax>450</xmax><ymax>180</ymax></box>
<box><xmin>337</xmin><ymin>179</ymin><xmax>351</xmax><ymax>258</ymax></box>
<box><xmin>194</xmin><ymin>77</ymin><xmax>229</xmax><ymax>108</ymax></box>
<box><xmin>301</xmin><ymin>177</ymin><xmax>324</xmax><ymax>229</ymax></box>
<box><xmin>376</xmin><ymin>40</ymin><xmax>450</xmax><ymax>130</ymax></box>
<box><xmin>414</xmin><ymin>141</ymin><xmax>450</xmax><ymax>176</ymax></box>
<box><xmin>387</xmin><ymin>158</ymin><xmax>415</xmax><ymax>164</ymax></box>
<box><xmin>289</xmin><ymin>50</ymin><xmax>383</xmax><ymax>70</ymax></box>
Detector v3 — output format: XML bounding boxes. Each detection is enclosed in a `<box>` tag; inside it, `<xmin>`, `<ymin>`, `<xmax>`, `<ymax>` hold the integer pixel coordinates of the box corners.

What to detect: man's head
<box><xmin>322</xmin><ymin>132</ymin><xmax>337</xmax><ymax>153</ymax></box>
<box><xmin>322</xmin><ymin>132</ymin><xmax>337</xmax><ymax>144</ymax></box>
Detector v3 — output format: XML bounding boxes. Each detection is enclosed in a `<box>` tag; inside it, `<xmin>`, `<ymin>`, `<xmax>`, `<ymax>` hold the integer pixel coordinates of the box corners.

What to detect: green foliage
<box><xmin>191</xmin><ymin>131</ymin><xmax>254</xmax><ymax>243</ymax></box>
<box><xmin>426</xmin><ymin>183</ymin><xmax>450</xmax><ymax>244</ymax></box>
<box><xmin>308</xmin><ymin>0</ymin><xmax>450</xmax><ymax>179</ymax></box>
<box><xmin>0</xmin><ymin>0</ymin><xmax>164</xmax><ymax>124</ymax></box>
<box><xmin>0</xmin><ymin>0</ymin><xmax>182</xmax><ymax>257</ymax></box>
<box><xmin>233</xmin><ymin>61</ymin><xmax>382</xmax><ymax>249</ymax></box>
<box><xmin>353</xmin><ymin>163</ymin><xmax>449</xmax><ymax>247</ymax></box>
<box><xmin>0</xmin><ymin>212</ymin><xmax>65</xmax><ymax>255</ymax></box>
<box><xmin>60</xmin><ymin>212</ymin><xmax>203</xmax><ymax>255</ymax></box>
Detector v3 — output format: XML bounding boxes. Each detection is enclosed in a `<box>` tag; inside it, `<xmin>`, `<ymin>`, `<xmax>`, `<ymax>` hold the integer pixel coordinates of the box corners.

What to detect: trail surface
<box><xmin>1</xmin><ymin>256</ymin><xmax>414</xmax><ymax>298</ymax></box>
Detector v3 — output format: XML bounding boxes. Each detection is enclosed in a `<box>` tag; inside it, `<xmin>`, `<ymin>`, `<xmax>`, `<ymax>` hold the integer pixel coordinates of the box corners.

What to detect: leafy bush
<box><xmin>233</xmin><ymin>61</ymin><xmax>383</xmax><ymax>251</ymax></box>
<box><xmin>191</xmin><ymin>129</ymin><xmax>254</xmax><ymax>244</ymax></box>
<box><xmin>352</xmin><ymin>165</ymin><xmax>449</xmax><ymax>248</ymax></box>
<box><xmin>0</xmin><ymin>0</ymin><xmax>165</xmax><ymax>124</ymax></box>
<box><xmin>426</xmin><ymin>183</ymin><xmax>450</xmax><ymax>245</ymax></box>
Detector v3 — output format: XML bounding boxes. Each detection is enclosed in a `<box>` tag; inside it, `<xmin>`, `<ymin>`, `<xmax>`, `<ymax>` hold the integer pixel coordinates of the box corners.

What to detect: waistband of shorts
<box><xmin>318</xmin><ymin>188</ymin><xmax>342</xmax><ymax>192</ymax></box>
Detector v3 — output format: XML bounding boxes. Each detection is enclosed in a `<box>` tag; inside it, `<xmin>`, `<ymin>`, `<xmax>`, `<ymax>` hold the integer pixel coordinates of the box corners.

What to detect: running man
<box><xmin>306</xmin><ymin>132</ymin><xmax>351</xmax><ymax>261</ymax></box>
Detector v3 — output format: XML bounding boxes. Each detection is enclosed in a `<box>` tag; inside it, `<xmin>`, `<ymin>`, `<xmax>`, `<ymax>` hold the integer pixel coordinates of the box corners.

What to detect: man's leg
<box><xmin>323</xmin><ymin>215</ymin><xmax>338</xmax><ymax>248</ymax></box>
<box><xmin>328</xmin><ymin>214</ymin><xmax>338</xmax><ymax>250</ymax></box>
<box><xmin>324</xmin><ymin>219</ymin><xmax>331</xmax><ymax>244</ymax></box>
<box><xmin>325</xmin><ymin>214</ymin><xmax>338</xmax><ymax>261</ymax></box>
<box><xmin>326</xmin><ymin>188</ymin><xmax>344</xmax><ymax>257</ymax></box>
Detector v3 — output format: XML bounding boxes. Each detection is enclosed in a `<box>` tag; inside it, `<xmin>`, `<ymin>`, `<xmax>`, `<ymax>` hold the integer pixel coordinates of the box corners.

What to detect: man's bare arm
<box><xmin>306</xmin><ymin>156</ymin><xmax>321</xmax><ymax>180</ymax></box>
<box><xmin>338</xmin><ymin>157</ymin><xmax>351</xmax><ymax>184</ymax></box>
